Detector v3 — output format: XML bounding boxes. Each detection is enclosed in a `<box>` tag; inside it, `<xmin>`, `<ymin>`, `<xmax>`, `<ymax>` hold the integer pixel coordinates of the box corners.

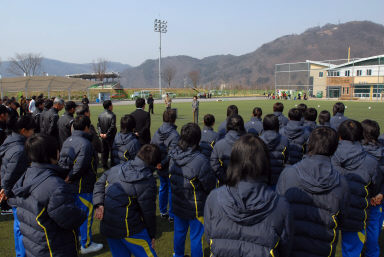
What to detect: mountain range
<box><xmin>1</xmin><ymin>21</ymin><xmax>384</xmax><ymax>89</ymax></box>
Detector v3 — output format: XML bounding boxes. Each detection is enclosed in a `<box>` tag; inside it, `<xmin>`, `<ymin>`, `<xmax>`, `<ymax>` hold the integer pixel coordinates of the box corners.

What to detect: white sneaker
<box><xmin>80</xmin><ymin>242</ymin><xmax>103</xmax><ymax>254</ymax></box>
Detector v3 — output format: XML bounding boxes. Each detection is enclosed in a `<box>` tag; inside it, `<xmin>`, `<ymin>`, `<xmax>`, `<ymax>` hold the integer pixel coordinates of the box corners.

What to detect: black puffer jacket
<box><xmin>42</xmin><ymin>107</ymin><xmax>60</xmax><ymax>138</ymax></box>
<box><xmin>332</xmin><ymin>140</ymin><xmax>380</xmax><ymax>231</ymax></box>
<box><xmin>93</xmin><ymin>157</ymin><xmax>157</xmax><ymax>239</ymax></box>
<box><xmin>10</xmin><ymin>163</ymin><xmax>86</xmax><ymax>257</ymax></box>
<box><xmin>362</xmin><ymin>142</ymin><xmax>384</xmax><ymax>194</ymax></box>
<box><xmin>260</xmin><ymin>130</ymin><xmax>289</xmax><ymax>185</ymax></box>
<box><xmin>277</xmin><ymin>155</ymin><xmax>349</xmax><ymax>257</ymax></box>
<box><xmin>58</xmin><ymin>112</ymin><xmax>74</xmax><ymax>148</ymax></box>
<box><xmin>245</xmin><ymin>117</ymin><xmax>263</xmax><ymax>136</ymax></box>
<box><xmin>217</xmin><ymin>120</ymin><xmax>227</xmax><ymax>140</ymax></box>
<box><xmin>210</xmin><ymin>130</ymin><xmax>242</xmax><ymax>185</ymax></box>
<box><xmin>330</xmin><ymin>113</ymin><xmax>348</xmax><ymax>131</ymax></box>
<box><xmin>97</xmin><ymin>110</ymin><xmax>117</xmax><ymax>141</ymax></box>
<box><xmin>379</xmin><ymin>134</ymin><xmax>384</xmax><ymax>145</ymax></box>
<box><xmin>150</xmin><ymin>122</ymin><xmax>179</xmax><ymax>177</ymax></box>
<box><xmin>204</xmin><ymin>180</ymin><xmax>293</xmax><ymax>257</ymax></box>
<box><xmin>39</xmin><ymin>107</ymin><xmax>49</xmax><ymax>134</ymax></box>
<box><xmin>112</xmin><ymin>132</ymin><xmax>141</xmax><ymax>166</ymax></box>
<box><xmin>6</xmin><ymin>108</ymin><xmax>19</xmax><ymax>135</ymax></box>
<box><xmin>58</xmin><ymin>130</ymin><xmax>96</xmax><ymax>194</ymax></box>
<box><xmin>280</xmin><ymin>120</ymin><xmax>310</xmax><ymax>165</ymax></box>
<box><xmin>0</xmin><ymin>133</ymin><xmax>29</xmax><ymax>197</ymax></box>
<box><xmin>32</xmin><ymin>108</ymin><xmax>43</xmax><ymax>133</ymax></box>
<box><xmin>169</xmin><ymin>147</ymin><xmax>216</xmax><ymax>220</ymax></box>
<box><xmin>303</xmin><ymin>120</ymin><xmax>317</xmax><ymax>133</ymax></box>
<box><xmin>274</xmin><ymin>111</ymin><xmax>289</xmax><ymax>129</ymax></box>
<box><xmin>199</xmin><ymin>126</ymin><xmax>219</xmax><ymax>158</ymax></box>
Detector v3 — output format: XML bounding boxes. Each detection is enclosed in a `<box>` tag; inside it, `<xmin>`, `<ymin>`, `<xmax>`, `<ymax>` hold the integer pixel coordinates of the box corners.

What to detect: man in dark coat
<box><xmin>280</xmin><ymin>108</ymin><xmax>310</xmax><ymax>165</ymax></box>
<box><xmin>9</xmin><ymin>134</ymin><xmax>86</xmax><ymax>257</ymax></box>
<box><xmin>97</xmin><ymin>100</ymin><xmax>117</xmax><ymax>169</ymax></box>
<box><xmin>7</xmin><ymin>101</ymin><xmax>20</xmax><ymax>135</ymax></box>
<box><xmin>58</xmin><ymin>101</ymin><xmax>77</xmax><ymax>148</ymax></box>
<box><xmin>32</xmin><ymin>98</ymin><xmax>44</xmax><ymax>133</ymax></box>
<box><xmin>147</xmin><ymin>94</ymin><xmax>154</xmax><ymax>114</ymax></box>
<box><xmin>82</xmin><ymin>95</ymin><xmax>89</xmax><ymax>105</ymax></box>
<box><xmin>93</xmin><ymin>144</ymin><xmax>161</xmax><ymax>256</ymax></box>
<box><xmin>217</xmin><ymin>105</ymin><xmax>238</xmax><ymax>139</ymax></box>
<box><xmin>211</xmin><ymin>114</ymin><xmax>245</xmax><ymax>186</ymax></box>
<box><xmin>39</xmin><ymin>99</ymin><xmax>53</xmax><ymax>134</ymax></box>
<box><xmin>131</xmin><ymin>98</ymin><xmax>151</xmax><ymax>145</ymax></box>
<box><xmin>277</xmin><ymin>127</ymin><xmax>349</xmax><ymax>257</ymax></box>
<box><xmin>42</xmin><ymin>97</ymin><xmax>64</xmax><ymax>140</ymax></box>
<box><xmin>59</xmin><ymin>115</ymin><xmax>103</xmax><ymax>254</ymax></box>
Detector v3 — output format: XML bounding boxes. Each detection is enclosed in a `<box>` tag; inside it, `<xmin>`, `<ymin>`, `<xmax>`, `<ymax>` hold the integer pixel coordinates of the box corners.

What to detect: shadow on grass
<box><xmin>0</xmin><ymin>214</ymin><xmax>14</xmax><ymax>223</ymax></box>
<box><xmin>156</xmin><ymin>215</ymin><xmax>174</xmax><ymax>238</ymax></box>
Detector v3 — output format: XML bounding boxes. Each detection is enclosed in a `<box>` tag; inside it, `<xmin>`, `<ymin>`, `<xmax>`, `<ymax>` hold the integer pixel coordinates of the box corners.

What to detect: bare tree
<box><xmin>162</xmin><ymin>66</ymin><xmax>176</xmax><ymax>88</ymax></box>
<box><xmin>92</xmin><ymin>58</ymin><xmax>109</xmax><ymax>86</ymax></box>
<box><xmin>188</xmin><ymin>70</ymin><xmax>200</xmax><ymax>88</ymax></box>
<box><xmin>8</xmin><ymin>53</ymin><xmax>43</xmax><ymax>76</ymax></box>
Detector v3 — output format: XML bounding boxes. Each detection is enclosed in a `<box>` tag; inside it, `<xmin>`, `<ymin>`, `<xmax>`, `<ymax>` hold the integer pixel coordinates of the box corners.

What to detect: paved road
<box><xmin>90</xmin><ymin>96</ymin><xmax>266</xmax><ymax>106</ymax></box>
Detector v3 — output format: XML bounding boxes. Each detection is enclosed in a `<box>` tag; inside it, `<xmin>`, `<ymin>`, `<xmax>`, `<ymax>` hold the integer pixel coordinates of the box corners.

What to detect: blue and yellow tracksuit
<box><xmin>169</xmin><ymin>146</ymin><xmax>216</xmax><ymax>257</ymax></box>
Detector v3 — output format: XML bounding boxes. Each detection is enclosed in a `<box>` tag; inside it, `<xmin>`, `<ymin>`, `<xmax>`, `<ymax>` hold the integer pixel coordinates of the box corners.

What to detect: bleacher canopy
<box><xmin>0</xmin><ymin>76</ymin><xmax>100</xmax><ymax>97</ymax></box>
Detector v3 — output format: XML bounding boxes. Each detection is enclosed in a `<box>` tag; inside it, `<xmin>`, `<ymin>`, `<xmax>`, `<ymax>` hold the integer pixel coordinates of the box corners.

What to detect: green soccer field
<box><xmin>1</xmin><ymin>99</ymin><xmax>384</xmax><ymax>257</ymax></box>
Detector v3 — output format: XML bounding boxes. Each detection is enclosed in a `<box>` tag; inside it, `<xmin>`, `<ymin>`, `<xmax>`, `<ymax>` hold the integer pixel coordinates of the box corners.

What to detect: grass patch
<box><xmin>1</xmin><ymin>99</ymin><xmax>384</xmax><ymax>256</ymax></box>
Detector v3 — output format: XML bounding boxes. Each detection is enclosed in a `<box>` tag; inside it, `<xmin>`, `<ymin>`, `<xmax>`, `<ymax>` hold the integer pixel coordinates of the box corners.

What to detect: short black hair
<box><xmin>203</xmin><ymin>114</ymin><xmax>215</xmax><ymax>127</ymax></box>
<box><xmin>333</xmin><ymin>102</ymin><xmax>345</xmax><ymax>115</ymax></box>
<box><xmin>35</xmin><ymin>98</ymin><xmax>44</xmax><ymax>108</ymax></box>
<box><xmin>137</xmin><ymin>144</ymin><xmax>162</xmax><ymax>167</ymax></box>
<box><xmin>32</xmin><ymin>96</ymin><xmax>36</xmax><ymax>100</ymax></box>
<box><xmin>0</xmin><ymin>105</ymin><xmax>8</xmax><ymax>115</ymax></box>
<box><xmin>318</xmin><ymin>110</ymin><xmax>330</xmax><ymax>125</ymax></box>
<box><xmin>72</xmin><ymin>115</ymin><xmax>91</xmax><ymax>131</ymax></box>
<box><xmin>44</xmin><ymin>99</ymin><xmax>53</xmax><ymax>109</ymax></box>
<box><xmin>297</xmin><ymin>103</ymin><xmax>307</xmax><ymax>114</ymax></box>
<box><xmin>263</xmin><ymin>114</ymin><xmax>279</xmax><ymax>132</ymax></box>
<box><xmin>252</xmin><ymin>107</ymin><xmax>262</xmax><ymax>118</ymax></box>
<box><xmin>103</xmin><ymin>100</ymin><xmax>112</xmax><ymax>110</ymax></box>
<box><xmin>163</xmin><ymin>109</ymin><xmax>177</xmax><ymax>123</ymax></box>
<box><xmin>76</xmin><ymin>104</ymin><xmax>90</xmax><ymax>116</ymax></box>
<box><xmin>136</xmin><ymin>98</ymin><xmax>145</xmax><ymax>108</ymax></box>
<box><xmin>178</xmin><ymin>123</ymin><xmax>201</xmax><ymax>151</ymax></box>
<box><xmin>288</xmin><ymin>108</ymin><xmax>302</xmax><ymax>121</ymax></box>
<box><xmin>273</xmin><ymin>102</ymin><xmax>284</xmax><ymax>112</ymax></box>
<box><xmin>65</xmin><ymin>101</ymin><xmax>77</xmax><ymax>111</ymax></box>
<box><xmin>304</xmin><ymin>108</ymin><xmax>317</xmax><ymax>122</ymax></box>
<box><xmin>307</xmin><ymin>127</ymin><xmax>338</xmax><ymax>156</ymax></box>
<box><xmin>227</xmin><ymin>134</ymin><xmax>270</xmax><ymax>187</ymax></box>
<box><xmin>226</xmin><ymin>105</ymin><xmax>238</xmax><ymax>117</ymax></box>
<box><xmin>226</xmin><ymin>114</ymin><xmax>245</xmax><ymax>132</ymax></box>
<box><xmin>14</xmin><ymin>115</ymin><xmax>36</xmax><ymax>133</ymax></box>
<box><xmin>121</xmin><ymin>114</ymin><xmax>136</xmax><ymax>134</ymax></box>
<box><xmin>362</xmin><ymin>119</ymin><xmax>380</xmax><ymax>145</ymax></box>
<box><xmin>26</xmin><ymin>134</ymin><xmax>59</xmax><ymax>163</ymax></box>
<box><xmin>338</xmin><ymin>119</ymin><xmax>363</xmax><ymax>142</ymax></box>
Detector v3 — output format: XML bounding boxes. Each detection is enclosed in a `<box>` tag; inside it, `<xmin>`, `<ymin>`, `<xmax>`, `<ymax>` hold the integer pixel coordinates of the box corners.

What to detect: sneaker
<box><xmin>1</xmin><ymin>209</ymin><xmax>12</xmax><ymax>215</ymax></box>
<box><xmin>168</xmin><ymin>217</ymin><xmax>174</xmax><ymax>223</ymax></box>
<box><xmin>160</xmin><ymin>213</ymin><xmax>169</xmax><ymax>219</ymax></box>
<box><xmin>80</xmin><ymin>242</ymin><xmax>103</xmax><ymax>254</ymax></box>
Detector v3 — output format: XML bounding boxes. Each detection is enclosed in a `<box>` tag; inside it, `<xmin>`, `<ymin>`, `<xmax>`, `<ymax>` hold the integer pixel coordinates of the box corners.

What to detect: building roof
<box><xmin>0</xmin><ymin>76</ymin><xmax>99</xmax><ymax>93</ymax></box>
<box><xmin>66</xmin><ymin>72</ymin><xmax>120</xmax><ymax>80</ymax></box>
<box><xmin>306</xmin><ymin>60</ymin><xmax>337</xmax><ymax>68</ymax></box>
<box><xmin>330</xmin><ymin>54</ymin><xmax>384</xmax><ymax>69</ymax></box>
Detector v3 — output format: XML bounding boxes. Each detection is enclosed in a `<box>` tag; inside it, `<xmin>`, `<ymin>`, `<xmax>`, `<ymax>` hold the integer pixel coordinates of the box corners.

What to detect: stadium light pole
<box><xmin>154</xmin><ymin>19</ymin><xmax>167</xmax><ymax>98</ymax></box>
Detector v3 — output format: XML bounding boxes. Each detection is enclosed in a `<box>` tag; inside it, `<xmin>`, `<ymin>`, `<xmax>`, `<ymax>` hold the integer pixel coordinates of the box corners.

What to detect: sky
<box><xmin>1</xmin><ymin>0</ymin><xmax>383</xmax><ymax>66</ymax></box>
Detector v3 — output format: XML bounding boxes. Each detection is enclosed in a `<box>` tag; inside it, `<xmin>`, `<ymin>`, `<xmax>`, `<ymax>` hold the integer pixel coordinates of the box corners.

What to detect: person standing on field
<box><xmin>165</xmin><ymin>93</ymin><xmax>172</xmax><ymax>110</ymax></box>
<box><xmin>147</xmin><ymin>94</ymin><xmax>154</xmax><ymax>114</ymax></box>
<box><xmin>192</xmin><ymin>96</ymin><xmax>199</xmax><ymax>124</ymax></box>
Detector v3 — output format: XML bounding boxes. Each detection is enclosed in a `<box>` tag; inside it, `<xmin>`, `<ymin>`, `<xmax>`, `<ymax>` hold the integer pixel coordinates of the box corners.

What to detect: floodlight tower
<box><xmin>154</xmin><ymin>19</ymin><xmax>167</xmax><ymax>97</ymax></box>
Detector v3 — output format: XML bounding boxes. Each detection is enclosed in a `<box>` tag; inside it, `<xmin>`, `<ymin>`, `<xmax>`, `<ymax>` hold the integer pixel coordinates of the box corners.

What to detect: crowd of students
<box><xmin>0</xmin><ymin>96</ymin><xmax>383</xmax><ymax>257</ymax></box>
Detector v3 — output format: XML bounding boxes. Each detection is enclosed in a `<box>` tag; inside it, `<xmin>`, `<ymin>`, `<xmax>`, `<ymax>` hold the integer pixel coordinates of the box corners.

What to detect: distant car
<box><xmin>197</xmin><ymin>92</ymin><xmax>207</xmax><ymax>98</ymax></box>
<box><xmin>161</xmin><ymin>92</ymin><xmax>176</xmax><ymax>99</ymax></box>
<box><xmin>131</xmin><ymin>91</ymin><xmax>151</xmax><ymax>100</ymax></box>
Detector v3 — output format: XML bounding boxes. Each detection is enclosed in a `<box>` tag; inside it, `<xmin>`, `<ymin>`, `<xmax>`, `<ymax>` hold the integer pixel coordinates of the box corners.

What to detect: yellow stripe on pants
<box><xmin>125</xmin><ymin>237</ymin><xmax>154</xmax><ymax>257</ymax></box>
<box><xmin>79</xmin><ymin>196</ymin><xmax>93</xmax><ymax>247</ymax></box>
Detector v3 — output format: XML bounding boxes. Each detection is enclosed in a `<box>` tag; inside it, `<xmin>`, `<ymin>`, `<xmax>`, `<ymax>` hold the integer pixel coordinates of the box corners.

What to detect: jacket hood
<box><xmin>12</xmin><ymin>163</ymin><xmax>62</xmax><ymax>198</ymax></box>
<box><xmin>273</xmin><ymin>112</ymin><xmax>283</xmax><ymax>117</ymax></box>
<box><xmin>304</xmin><ymin>120</ymin><xmax>317</xmax><ymax>128</ymax></box>
<box><xmin>119</xmin><ymin>157</ymin><xmax>153</xmax><ymax>183</ymax></box>
<box><xmin>219</xmin><ymin>180</ymin><xmax>278</xmax><ymax>225</ymax></box>
<box><xmin>169</xmin><ymin>146</ymin><xmax>200</xmax><ymax>166</ymax></box>
<box><xmin>250</xmin><ymin>117</ymin><xmax>262</xmax><ymax>122</ymax></box>
<box><xmin>224</xmin><ymin>130</ymin><xmax>242</xmax><ymax>144</ymax></box>
<box><xmin>0</xmin><ymin>133</ymin><xmax>26</xmax><ymax>158</ymax></box>
<box><xmin>158</xmin><ymin>122</ymin><xmax>177</xmax><ymax>141</ymax></box>
<box><xmin>115</xmin><ymin>132</ymin><xmax>137</xmax><ymax>146</ymax></box>
<box><xmin>336</xmin><ymin>140</ymin><xmax>366</xmax><ymax>170</ymax></box>
<box><xmin>363</xmin><ymin>143</ymin><xmax>383</xmax><ymax>161</ymax></box>
<box><xmin>203</xmin><ymin>126</ymin><xmax>213</xmax><ymax>132</ymax></box>
<box><xmin>296</xmin><ymin>155</ymin><xmax>340</xmax><ymax>193</ymax></box>
<box><xmin>71</xmin><ymin>130</ymin><xmax>92</xmax><ymax>141</ymax></box>
<box><xmin>283</xmin><ymin>120</ymin><xmax>305</xmax><ymax>140</ymax></box>
<box><xmin>318</xmin><ymin>122</ymin><xmax>331</xmax><ymax>127</ymax></box>
<box><xmin>261</xmin><ymin>130</ymin><xmax>281</xmax><ymax>150</ymax></box>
